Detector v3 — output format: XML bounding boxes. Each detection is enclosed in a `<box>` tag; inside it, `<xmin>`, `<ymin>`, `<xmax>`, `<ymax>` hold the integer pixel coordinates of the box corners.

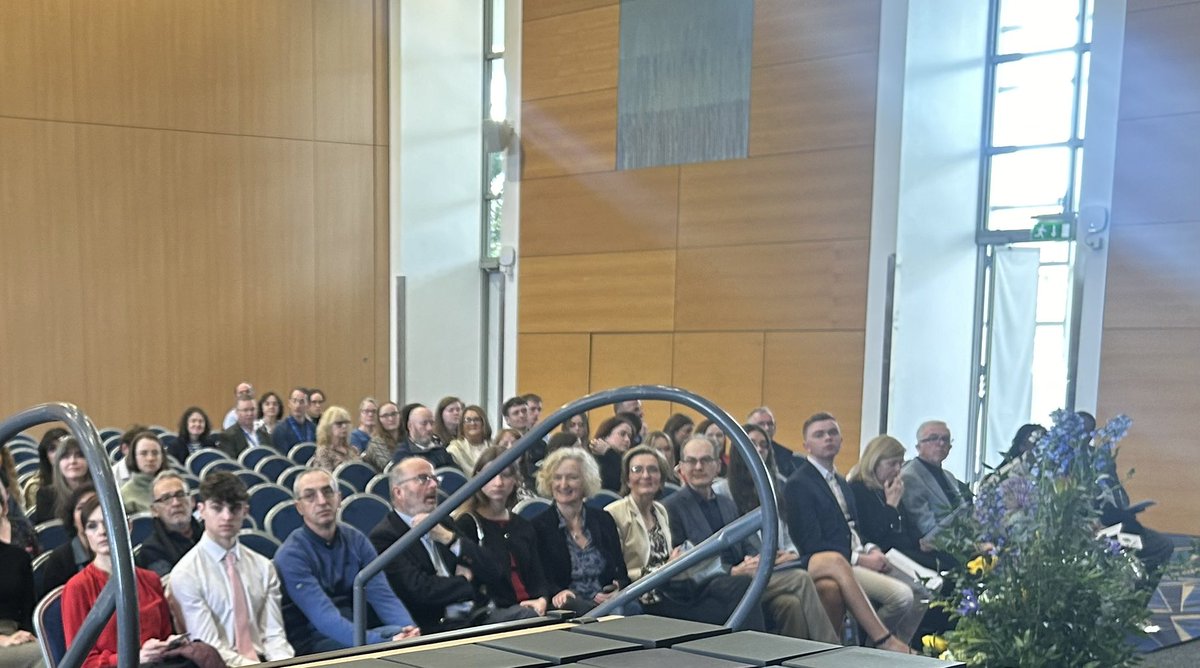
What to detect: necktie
<box><xmin>825</xmin><ymin>471</ymin><xmax>864</xmax><ymax>553</ymax></box>
<box><xmin>225</xmin><ymin>550</ymin><xmax>257</xmax><ymax>661</ymax></box>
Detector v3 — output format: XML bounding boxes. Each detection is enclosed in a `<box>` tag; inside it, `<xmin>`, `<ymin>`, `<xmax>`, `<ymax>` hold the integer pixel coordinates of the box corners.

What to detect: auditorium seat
<box><xmin>238</xmin><ymin>529</ymin><xmax>282</xmax><ymax>559</ymax></box>
<box><xmin>337</xmin><ymin>493</ymin><xmax>391</xmax><ymax>535</ymax></box>
<box><xmin>334</xmin><ymin>461</ymin><xmax>376</xmax><ymax>493</ymax></box>
<box><xmin>33</xmin><ymin>585</ymin><xmax>66</xmax><ymax>668</ymax></box>
<box><xmin>248</xmin><ymin>483</ymin><xmax>293</xmax><ymax>529</ymax></box>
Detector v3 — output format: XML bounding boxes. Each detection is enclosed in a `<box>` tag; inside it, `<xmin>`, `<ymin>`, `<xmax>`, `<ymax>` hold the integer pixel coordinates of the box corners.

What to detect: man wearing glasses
<box><xmin>901</xmin><ymin>420</ymin><xmax>968</xmax><ymax>547</ymax></box>
<box><xmin>663</xmin><ymin>437</ymin><xmax>839</xmax><ymax>643</ymax></box>
<box><xmin>369</xmin><ymin>457</ymin><xmax>536</xmax><ymax>631</ymax></box>
<box><xmin>274</xmin><ymin>469</ymin><xmax>420</xmax><ymax>654</ymax></box>
<box><xmin>136</xmin><ymin>471</ymin><xmax>202</xmax><ymax>577</ymax></box>
<box><xmin>171</xmin><ymin>472</ymin><xmax>295</xmax><ymax>665</ymax></box>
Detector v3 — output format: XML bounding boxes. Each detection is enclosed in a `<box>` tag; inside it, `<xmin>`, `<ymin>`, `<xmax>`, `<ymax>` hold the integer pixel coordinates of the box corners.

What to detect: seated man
<box><xmin>274</xmin><ymin>468</ymin><xmax>420</xmax><ymax>654</ymax></box>
<box><xmin>664</xmin><ymin>436</ymin><xmax>839</xmax><ymax>644</ymax></box>
<box><xmin>136</xmin><ymin>471</ymin><xmax>202</xmax><ymax>577</ymax></box>
<box><xmin>171</xmin><ymin>472</ymin><xmax>294</xmax><ymax>665</ymax></box>
<box><xmin>900</xmin><ymin>420</ymin><xmax>967</xmax><ymax>546</ymax></box>
<box><xmin>391</xmin><ymin>405</ymin><xmax>457</xmax><ymax>470</ymax></box>
<box><xmin>785</xmin><ymin>413</ymin><xmax>926</xmax><ymax>649</ymax></box>
<box><xmin>219</xmin><ymin>395</ymin><xmax>274</xmax><ymax>459</ymax></box>
<box><xmin>369</xmin><ymin>457</ymin><xmax>536</xmax><ymax>632</ymax></box>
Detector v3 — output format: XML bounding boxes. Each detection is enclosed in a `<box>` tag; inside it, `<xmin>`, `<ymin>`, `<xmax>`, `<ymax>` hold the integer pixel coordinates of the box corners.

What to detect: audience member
<box><xmin>644</xmin><ymin>431</ymin><xmax>679</xmax><ymax>485</ymax></box>
<box><xmin>997</xmin><ymin>423</ymin><xmax>1046</xmax><ymax>473</ymax></box>
<box><xmin>784</xmin><ymin>413</ymin><xmax>924</xmax><ymax>651</ymax></box>
<box><xmin>666</xmin><ymin>436</ymin><xmax>838</xmax><ymax>643</ymax></box>
<box><xmin>170</xmin><ymin>406</ymin><xmax>221</xmax><ymax>464</ymax></box>
<box><xmin>447</xmin><ymin>405</ymin><xmax>492</xmax><ymax>475</ymax></box>
<box><xmin>34</xmin><ymin>435</ymin><xmax>92</xmax><ymax>525</ymax></box>
<box><xmin>120</xmin><ymin>431</ymin><xmax>169</xmax><ymax>513</ymax></box>
<box><xmin>274</xmin><ymin>469</ymin><xmax>419</xmax><ymax>654</ymax></box>
<box><xmin>563</xmin><ymin>413</ymin><xmax>590</xmax><ymax>442</ymax></box>
<box><xmin>1</xmin><ymin>449</ymin><xmax>22</xmax><ymax>515</ymax></box>
<box><xmin>532</xmin><ymin>448</ymin><xmax>631</xmax><ymax>615</ymax></box>
<box><xmin>219</xmin><ymin>395</ymin><xmax>274</xmax><ymax>458</ymax></box>
<box><xmin>662</xmin><ymin>414</ymin><xmax>694</xmax><ymax>459</ymax></box>
<box><xmin>502</xmin><ymin>396</ymin><xmax>530</xmax><ymax>433</ymax></box>
<box><xmin>433</xmin><ymin>396</ymin><xmax>465</xmax><ymax>448</ymax></box>
<box><xmin>23</xmin><ymin>426</ymin><xmax>68</xmax><ymax>508</ymax></box>
<box><xmin>900</xmin><ymin>421</ymin><xmax>967</xmax><ymax>547</ymax></box>
<box><xmin>136</xmin><ymin>472</ymin><xmax>202</xmax><ymax>577</ymax></box>
<box><xmin>172</xmin><ymin>472</ymin><xmax>294</xmax><ymax>665</ymax></box>
<box><xmin>272</xmin><ymin>387</ymin><xmax>317</xmax><ymax>456</ymax></box>
<box><xmin>455</xmin><ymin>447</ymin><xmax>553</xmax><ymax>618</ymax></box>
<box><xmin>370</xmin><ymin>457</ymin><xmax>534</xmax><ymax>632</ymax></box>
<box><xmin>110</xmin><ymin>424</ymin><xmax>147</xmax><ymax>488</ymax></box>
<box><xmin>493</xmin><ymin>428</ymin><xmax>521</xmax><ymax>449</ymax></box>
<box><xmin>306</xmin><ymin>388</ymin><xmax>327</xmax><ymax>426</ymax></box>
<box><xmin>0</xmin><ymin>472</ymin><xmax>38</xmax><ymax>556</ymax></box>
<box><xmin>590</xmin><ymin>416</ymin><xmax>634</xmax><ymax>492</ymax></box>
<box><xmin>352</xmin><ymin>397</ymin><xmax>378</xmax><ymax>452</ymax></box>
<box><xmin>696</xmin><ymin>418</ymin><xmax>729</xmax><ymax>475</ymax></box>
<box><xmin>391</xmin><ymin>405</ymin><xmax>456</xmax><ymax>470</ymax></box>
<box><xmin>364</xmin><ymin>401</ymin><xmax>404</xmax><ymax>472</ymax></box>
<box><xmin>257</xmin><ymin>391</ymin><xmax>285</xmax><ymax>435</ymax></box>
<box><xmin>40</xmin><ymin>484</ymin><xmax>97</xmax><ymax>597</ymax></box>
<box><xmin>311</xmin><ymin>406</ymin><xmax>362</xmax><ymax>472</ymax></box>
<box><xmin>522</xmin><ymin>393</ymin><xmax>544</xmax><ymax>430</ymax></box>
<box><xmin>0</xmin><ymin>539</ymin><xmax>40</xmax><ymax>668</ymax></box>
<box><xmin>613</xmin><ymin>400</ymin><xmax>648</xmax><ymax>441</ymax></box>
<box><xmin>608</xmin><ymin>445</ymin><xmax>765</xmax><ymax>629</ymax></box>
<box><xmin>546</xmin><ymin>432</ymin><xmax>581</xmax><ymax>455</ymax></box>
<box><xmin>222</xmin><ymin>381</ymin><xmax>255</xmax><ymax>429</ymax></box>
<box><xmin>747</xmin><ymin>406</ymin><xmax>797</xmax><ymax>477</ymax></box>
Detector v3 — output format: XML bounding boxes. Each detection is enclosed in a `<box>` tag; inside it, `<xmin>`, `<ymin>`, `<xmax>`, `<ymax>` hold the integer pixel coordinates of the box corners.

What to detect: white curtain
<box><xmin>984</xmin><ymin>247</ymin><xmax>1040</xmax><ymax>469</ymax></box>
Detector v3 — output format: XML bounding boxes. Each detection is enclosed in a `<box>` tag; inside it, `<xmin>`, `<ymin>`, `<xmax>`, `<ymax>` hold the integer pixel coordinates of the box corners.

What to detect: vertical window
<box><xmin>482</xmin><ymin>0</ymin><xmax>506</xmax><ymax>261</ymax></box>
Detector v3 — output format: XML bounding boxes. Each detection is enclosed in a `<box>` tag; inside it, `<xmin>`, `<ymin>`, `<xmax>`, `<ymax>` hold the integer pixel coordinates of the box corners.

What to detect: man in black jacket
<box><xmin>136</xmin><ymin>471</ymin><xmax>202</xmax><ymax>576</ymax></box>
<box><xmin>369</xmin><ymin>457</ymin><xmax>535</xmax><ymax>631</ymax></box>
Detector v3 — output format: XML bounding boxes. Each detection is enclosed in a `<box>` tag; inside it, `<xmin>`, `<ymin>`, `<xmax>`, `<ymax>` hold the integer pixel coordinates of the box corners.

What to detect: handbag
<box><xmin>671</xmin><ymin>540</ymin><xmax>725</xmax><ymax>586</ymax></box>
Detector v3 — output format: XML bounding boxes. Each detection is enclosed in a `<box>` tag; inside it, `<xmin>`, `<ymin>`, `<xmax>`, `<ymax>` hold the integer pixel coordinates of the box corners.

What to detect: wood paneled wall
<box><xmin>1097</xmin><ymin>0</ymin><xmax>1200</xmax><ymax>534</ymax></box>
<box><xmin>517</xmin><ymin>0</ymin><xmax>881</xmax><ymax>468</ymax></box>
<box><xmin>0</xmin><ymin>0</ymin><xmax>390</xmax><ymax>432</ymax></box>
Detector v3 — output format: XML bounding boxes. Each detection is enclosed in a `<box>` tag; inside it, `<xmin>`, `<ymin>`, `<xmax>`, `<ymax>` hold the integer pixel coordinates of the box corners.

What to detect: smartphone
<box><xmin>166</xmin><ymin>634</ymin><xmax>190</xmax><ymax>650</ymax></box>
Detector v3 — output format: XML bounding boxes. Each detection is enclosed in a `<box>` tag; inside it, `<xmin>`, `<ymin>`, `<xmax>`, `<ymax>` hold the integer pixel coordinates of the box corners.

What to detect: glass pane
<box><xmin>1012</xmin><ymin>240</ymin><xmax>1072</xmax><ymax>263</ymax></box>
<box><xmin>487</xmin><ymin>152</ymin><xmax>505</xmax><ymax>198</ymax></box>
<box><xmin>1071</xmin><ymin>146</ymin><xmax>1084</xmax><ymax>212</ymax></box>
<box><xmin>1084</xmin><ymin>0</ymin><xmax>1094</xmax><ymax>43</ymax></box>
<box><xmin>992</xmin><ymin>52</ymin><xmax>1078</xmax><ymax>146</ymax></box>
<box><xmin>488</xmin><ymin>58</ymin><xmax>507</xmax><ymax>122</ymax></box>
<box><xmin>1031</xmin><ymin>324</ymin><xmax>1068</xmax><ymax>423</ymax></box>
<box><xmin>996</xmin><ymin>0</ymin><xmax>1082</xmax><ymax>55</ymax></box>
<box><xmin>487</xmin><ymin>197</ymin><xmax>503</xmax><ymax>259</ymax></box>
<box><xmin>987</xmin><ymin>204</ymin><xmax>1063</xmax><ymax>231</ymax></box>
<box><xmin>1036</xmin><ymin>264</ymin><xmax>1069</xmax><ymax>322</ymax></box>
<box><xmin>490</xmin><ymin>0</ymin><xmax>505</xmax><ymax>54</ymax></box>
<box><xmin>988</xmin><ymin>147</ymin><xmax>1072</xmax><ymax>210</ymax></box>
<box><xmin>1076</xmin><ymin>51</ymin><xmax>1090</xmax><ymax>140</ymax></box>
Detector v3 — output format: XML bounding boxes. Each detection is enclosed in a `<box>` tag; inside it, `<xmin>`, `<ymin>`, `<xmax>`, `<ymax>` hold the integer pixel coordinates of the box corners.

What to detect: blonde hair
<box><xmin>316</xmin><ymin>406</ymin><xmax>352</xmax><ymax>447</ymax></box>
<box><xmin>849</xmin><ymin>434</ymin><xmax>906</xmax><ymax>490</ymax></box>
<box><xmin>536</xmin><ymin>447</ymin><xmax>601</xmax><ymax>499</ymax></box>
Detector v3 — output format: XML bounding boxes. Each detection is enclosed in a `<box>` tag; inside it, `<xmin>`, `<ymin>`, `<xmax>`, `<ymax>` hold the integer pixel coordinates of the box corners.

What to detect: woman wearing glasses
<box><xmin>364</xmin><ymin>402</ymin><xmax>403</xmax><ymax>472</ymax></box>
<box><xmin>447</xmin><ymin>406</ymin><xmax>493</xmax><ymax>476</ymax></box>
<box><xmin>454</xmin><ymin>447</ymin><xmax>552</xmax><ymax>617</ymax></box>
<box><xmin>311</xmin><ymin>406</ymin><xmax>362</xmax><ymax>472</ymax></box>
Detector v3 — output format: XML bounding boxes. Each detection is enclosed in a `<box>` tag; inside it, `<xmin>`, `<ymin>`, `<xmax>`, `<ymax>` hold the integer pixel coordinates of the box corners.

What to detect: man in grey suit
<box><xmin>900</xmin><ymin>420</ymin><xmax>966</xmax><ymax>547</ymax></box>
<box><xmin>219</xmin><ymin>395</ymin><xmax>274</xmax><ymax>459</ymax></box>
<box><xmin>663</xmin><ymin>436</ymin><xmax>839</xmax><ymax>644</ymax></box>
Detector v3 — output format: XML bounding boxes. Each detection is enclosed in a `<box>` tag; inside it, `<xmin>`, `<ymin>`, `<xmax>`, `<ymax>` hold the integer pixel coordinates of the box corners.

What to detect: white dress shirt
<box><xmin>170</xmin><ymin>534</ymin><xmax>295</xmax><ymax>666</ymax></box>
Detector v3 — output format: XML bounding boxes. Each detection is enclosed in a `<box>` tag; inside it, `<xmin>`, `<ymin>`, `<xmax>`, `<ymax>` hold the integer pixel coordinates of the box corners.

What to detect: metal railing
<box><xmin>352</xmin><ymin>384</ymin><xmax>779</xmax><ymax>644</ymax></box>
<box><xmin>0</xmin><ymin>403</ymin><xmax>139</xmax><ymax>668</ymax></box>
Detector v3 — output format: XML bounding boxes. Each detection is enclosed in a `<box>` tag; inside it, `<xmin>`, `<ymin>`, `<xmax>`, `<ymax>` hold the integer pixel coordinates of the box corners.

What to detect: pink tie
<box><xmin>224</xmin><ymin>550</ymin><xmax>257</xmax><ymax>661</ymax></box>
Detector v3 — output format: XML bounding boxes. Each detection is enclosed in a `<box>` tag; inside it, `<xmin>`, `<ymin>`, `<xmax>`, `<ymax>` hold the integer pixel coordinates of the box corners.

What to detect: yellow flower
<box><xmin>967</xmin><ymin>555</ymin><xmax>998</xmax><ymax>575</ymax></box>
<box><xmin>922</xmin><ymin>634</ymin><xmax>949</xmax><ymax>653</ymax></box>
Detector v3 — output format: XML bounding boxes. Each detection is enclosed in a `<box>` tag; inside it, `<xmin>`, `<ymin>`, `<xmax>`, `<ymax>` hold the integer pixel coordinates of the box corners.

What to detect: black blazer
<box><xmin>455</xmin><ymin>512</ymin><xmax>552</xmax><ymax>607</ymax></box>
<box><xmin>166</xmin><ymin>434</ymin><xmax>222</xmax><ymax>467</ymax></box>
<box><xmin>217</xmin><ymin>424</ymin><xmax>274</xmax><ymax>459</ymax></box>
<box><xmin>662</xmin><ymin>486</ymin><xmax>752</xmax><ymax>567</ymax></box>
<box><xmin>783</xmin><ymin>459</ymin><xmax>858</xmax><ymax>566</ymax></box>
<box><xmin>367</xmin><ymin>511</ymin><xmax>498</xmax><ymax>631</ymax></box>
<box><xmin>531</xmin><ymin>504</ymin><xmax>630</xmax><ymax>593</ymax></box>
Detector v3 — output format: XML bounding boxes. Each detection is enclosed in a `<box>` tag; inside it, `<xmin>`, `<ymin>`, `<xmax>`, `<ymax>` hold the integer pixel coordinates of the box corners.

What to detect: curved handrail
<box><xmin>0</xmin><ymin>403</ymin><xmax>139</xmax><ymax>668</ymax></box>
<box><xmin>352</xmin><ymin>385</ymin><xmax>778</xmax><ymax>644</ymax></box>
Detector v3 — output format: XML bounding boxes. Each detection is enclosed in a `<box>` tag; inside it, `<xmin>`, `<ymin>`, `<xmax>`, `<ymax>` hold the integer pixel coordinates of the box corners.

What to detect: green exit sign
<box><xmin>1032</xmin><ymin>219</ymin><xmax>1072</xmax><ymax>241</ymax></box>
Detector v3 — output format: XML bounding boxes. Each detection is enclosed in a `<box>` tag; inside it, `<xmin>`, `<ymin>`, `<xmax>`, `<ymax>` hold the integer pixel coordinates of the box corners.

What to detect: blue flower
<box><xmin>957</xmin><ymin>588</ymin><xmax>980</xmax><ymax>616</ymax></box>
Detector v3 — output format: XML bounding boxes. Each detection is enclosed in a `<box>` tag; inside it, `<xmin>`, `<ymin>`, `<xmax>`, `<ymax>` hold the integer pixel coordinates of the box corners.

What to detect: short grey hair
<box><xmin>292</xmin><ymin>467</ymin><xmax>334</xmax><ymax>497</ymax></box>
<box><xmin>152</xmin><ymin>470</ymin><xmax>187</xmax><ymax>491</ymax></box>
<box><xmin>916</xmin><ymin>420</ymin><xmax>948</xmax><ymax>443</ymax></box>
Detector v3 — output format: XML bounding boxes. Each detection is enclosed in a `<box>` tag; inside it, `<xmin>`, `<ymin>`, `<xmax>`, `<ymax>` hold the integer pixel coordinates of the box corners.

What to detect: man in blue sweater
<box><xmin>274</xmin><ymin>468</ymin><xmax>420</xmax><ymax>654</ymax></box>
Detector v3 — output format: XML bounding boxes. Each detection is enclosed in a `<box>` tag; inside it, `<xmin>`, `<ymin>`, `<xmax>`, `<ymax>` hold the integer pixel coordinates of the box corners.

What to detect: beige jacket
<box><xmin>605</xmin><ymin>494</ymin><xmax>672</xmax><ymax>581</ymax></box>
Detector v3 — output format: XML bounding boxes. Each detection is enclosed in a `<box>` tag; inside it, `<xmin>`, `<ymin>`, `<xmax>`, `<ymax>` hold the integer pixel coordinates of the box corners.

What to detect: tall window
<box><xmin>482</xmin><ymin>0</ymin><xmax>506</xmax><ymax>262</ymax></box>
<box><xmin>972</xmin><ymin>0</ymin><xmax>1093</xmax><ymax>466</ymax></box>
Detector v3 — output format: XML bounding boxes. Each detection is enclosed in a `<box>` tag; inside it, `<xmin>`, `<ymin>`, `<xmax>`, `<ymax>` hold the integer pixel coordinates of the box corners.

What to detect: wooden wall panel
<box><xmin>1119</xmin><ymin>1</ymin><xmax>1200</xmax><ymax>119</ymax></box>
<box><xmin>521</xmin><ymin>89</ymin><xmax>617</xmax><ymax>179</ymax></box>
<box><xmin>671</xmin><ymin>333</ymin><xmax>765</xmax><ymax>424</ymax></box>
<box><xmin>519</xmin><ymin>250</ymin><xmax>676</xmax><ymax>333</ymax></box>
<box><xmin>517</xmin><ymin>334</ymin><xmax>592</xmax><ymax>422</ymax></box>
<box><xmin>314</xmin><ymin>0</ymin><xmax>376</xmax><ymax>144</ymax></box>
<box><xmin>522</xmin><ymin>6</ymin><xmax>618</xmax><ymax>101</ymax></box>
<box><xmin>763</xmin><ymin>332</ymin><xmax>865</xmax><ymax>469</ymax></box>
<box><xmin>675</xmin><ymin>240</ymin><xmax>869</xmax><ymax>331</ymax></box>
<box><xmin>237</xmin><ymin>0</ymin><xmax>315</xmax><ymax>139</ymax></box>
<box><xmin>520</xmin><ymin>167</ymin><xmax>680</xmax><ymax>257</ymax></box>
<box><xmin>1110</xmin><ymin>114</ymin><xmax>1200</xmax><ymax>225</ymax></box>
<box><xmin>589</xmin><ymin>333</ymin><xmax>674</xmax><ymax>433</ymax></box>
<box><xmin>749</xmin><ymin>52</ymin><xmax>878</xmax><ymax>156</ymax></box>
<box><xmin>1098</xmin><ymin>329</ymin><xmax>1200</xmax><ymax>534</ymax></box>
<box><xmin>753</xmin><ymin>0</ymin><xmax>881</xmax><ymax>67</ymax></box>
<box><xmin>1105</xmin><ymin>221</ymin><xmax>1200</xmax><ymax>329</ymax></box>
<box><xmin>0</xmin><ymin>0</ymin><xmax>75</xmax><ymax>120</ymax></box>
<box><xmin>374</xmin><ymin>145</ymin><xmax>392</xmax><ymax>393</ymax></box>
<box><xmin>524</xmin><ymin>0</ymin><xmax>617</xmax><ymax>22</ymax></box>
<box><xmin>678</xmin><ymin>148</ymin><xmax>873</xmax><ymax>248</ymax></box>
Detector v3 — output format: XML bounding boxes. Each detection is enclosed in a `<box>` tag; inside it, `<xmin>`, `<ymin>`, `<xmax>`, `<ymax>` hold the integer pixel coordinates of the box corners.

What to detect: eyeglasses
<box><xmin>153</xmin><ymin>490</ymin><xmax>190</xmax><ymax>505</ymax></box>
<box><xmin>630</xmin><ymin>465</ymin><xmax>660</xmax><ymax>475</ymax></box>
<box><xmin>920</xmin><ymin>434</ymin><xmax>953</xmax><ymax>446</ymax></box>
<box><xmin>379</xmin><ymin>411</ymin><xmax>400</xmax><ymax>419</ymax></box>
<box><xmin>361</xmin><ymin>408</ymin><xmax>378</xmax><ymax>415</ymax></box>
<box><xmin>463</xmin><ymin>416</ymin><xmax>483</xmax><ymax>424</ymax></box>
<box><xmin>332</xmin><ymin>420</ymin><xmax>351</xmax><ymax>427</ymax></box>
<box><xmin>680</xmin><ymin>456</ymin><xmax>717</xmax><ymax>467</ymax></box>
<box><xmin>397</xmin><ymin>473</ymin><xmax>439</xmax><ymax>486</ymax></box>
<box><xmin>298</xmin><ymin>486</ymin><xmax>338</xmax><ymax>502</ymax></box>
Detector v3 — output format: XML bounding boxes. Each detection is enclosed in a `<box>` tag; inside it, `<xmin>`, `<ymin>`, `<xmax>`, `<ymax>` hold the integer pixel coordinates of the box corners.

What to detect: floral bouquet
<box><xmin>924</xmin><ymin>410</ymin><xmax>1149</xmax><ymax>667</ymax></box>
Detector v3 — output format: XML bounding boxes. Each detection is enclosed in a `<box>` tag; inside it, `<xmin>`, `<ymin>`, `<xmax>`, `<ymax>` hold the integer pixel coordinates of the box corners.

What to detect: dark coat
<box><xmin>455</xmin><ymin>512</ymin><xmax>553</xmax><ymax>607</ymax></box>
<box><xmin>530</xmin><ymin>504</ymin><xmax>630</xmax><ymax>593</ymax></box>
<box><xmin>135</xmin><ymin>517</ymin><xmax>202</xmax><ymax>577</ymax></box>
<box><xmin>783</xmin><ymin>458</ymin><xmax>858</xmax><ymax>567</ymax></box>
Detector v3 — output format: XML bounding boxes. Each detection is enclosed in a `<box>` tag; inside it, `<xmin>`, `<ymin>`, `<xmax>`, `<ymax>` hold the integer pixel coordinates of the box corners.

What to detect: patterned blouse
<box><xmin>561</xmin><ymin>510</ymin><xmax>605</xmax><ymax>600</ymax></box>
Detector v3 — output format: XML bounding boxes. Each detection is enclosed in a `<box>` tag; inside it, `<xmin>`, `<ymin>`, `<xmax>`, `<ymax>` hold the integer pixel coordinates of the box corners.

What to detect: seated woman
<box><xmin>168</xmin><ymin>406</ymin><xmax>220</xmax><ymax>463</ymax></box>
<box><xmin>454</xmin><ymin>446</ymin><xmax>552</xmax><ymax>616</ymax></box>
<box><xmin>364</xmin><ymin>401</ymin><xmax>403</xmax><ymax>472</ymax></box>
<box><xmin>434</xmin><ymin>396</ymin><xmax>465</xmax><ymax>450</ymax></box>
<box><xmin>696</xmin><ymin>418</ymin><xmax>730</xmax><ymax>475</ymax></box>
<box><xmin>562</xmin><ymin>413</ymin><xmax>590</xmax><ymax>443</ymax></box>
<box><xmin>63</xmin><ymin>496</ymin><xmax>189</xmax><ymax>667</ymax></box>
<box><xmin>256</xmin><ymin>391</ymin><xmax>285</xmax><ymax>435</ymax></box>
<box><xmin>662</xmin><ymin>413</ymin><xmax>695</xmax><ymax>458</ymax></box>
<box><xmin>606</xmin><ymin>445</ymin><xmax>762</xmax><ymax>628</ymax></box>
<box><xmin>311</xmin><ymin>406</ymin><xmax>363</xmax><ymax>472</ymax></box>
<box><xmin>531</xmin><ymin>448</ymin><xmax>631</xmax><ymax>615</ymax></box>
<box><xmin>34</xmin><ymin>435</ymin><xmax>93</xmax><ymax>525</ymax></box>
<box><xmin>0</xmin><ymin>538</ymin><xmax>40</xmax><ymax>668</ymax></box>
<box><xmin>120</xmin><ymin>431</ymin><xmax>169</xmax><ymax>514</ymax></box>
<box><xmin>446</xmin><ymin>405</ymin><xmax>493</xmax><ymax>475</ymax></box>
<box><xmin>1</xmin><ymin>468</ymin><xmax>38</xmax><ymax>557</ymax></box>
<box><xmin>40</xmin><ymin>484</ymin><xmax>97</xmax><ymax>598</ymax></box>
<box><xmin>23</xmin><ymin>427</ymin><xmax>68</xmax><ymax>509</ymax></box>
<box><xmin>589</xmin><ymin>416</ymin><xmax>635</xmax><ymax>492</ymax></box>
<box><xmin>644</xmin><ymin>431</ymin><xmax>679</xmax><ymax>485</ymax></box>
